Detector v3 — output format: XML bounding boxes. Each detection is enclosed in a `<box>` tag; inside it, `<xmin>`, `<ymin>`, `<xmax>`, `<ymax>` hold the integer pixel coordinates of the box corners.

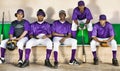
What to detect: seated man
<box><xmin>20</xmin><ymin>9</ymin><xmax>53</xmax><ymax>68</ymax></box>
<box><xmin>90</xmin><ymin>14</ymin><xmax>119</xmax><ymax>66</ymax></box>
<box><xmin>52</xmin><ymin>10</ymin><xmax>80</xmax><ymax>69</ymax></box>
<box><xmin>0</xmin><ymin>9</ymin><xmax>30</xmax><ymax>67</ymax></box>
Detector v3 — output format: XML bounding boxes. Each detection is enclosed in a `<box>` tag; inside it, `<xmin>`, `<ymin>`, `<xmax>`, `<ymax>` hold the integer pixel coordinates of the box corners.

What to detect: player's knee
<box><xmin>90</xmin><ymin>40</ymin><xmax>96</xmax><ymax>45</ymax></box>
<box><xmin>25</xmin><ymin>41</ymin><xmax>33</xmax><ymax>48</ymax></box>
<box><xmin>17</xmin><ymin>42</ymin><xmax>24</xmax><ymax>48</ymax></box>
<box><xmin>46</xmin><ymin>40</ymin><xmax>52</xmax><ymax>47</ymax></box>
<box><xmin>72</xmin><ymin>39</ymin><xmax>77</xmax><ymax>44</ymax></box>
<box><xmin>53</xmin><ymin>47</ymin><xmax>58</xmax><ymax>52</ymax></box>
<box><xmin>111</xmin><ymin>39</ymin><xmax>117</xmax><ymax>44</ymax></box>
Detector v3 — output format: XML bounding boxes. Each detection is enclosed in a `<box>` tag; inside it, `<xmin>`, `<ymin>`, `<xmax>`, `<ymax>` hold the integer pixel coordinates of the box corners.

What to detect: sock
<box><xmin>92</xmin><ymin>51</ymin><xmax>97</xmax><ymax>59</ymax></box>
<box><xmin>112</xmin><ymin>51</ymin><xmax>117</xmax><ymax>59</ymax></box>
<box><xmin>25</xmin><ymin>49</ymin><xmax>31</xmax><ymax>61</ymax></box>
<box><xmin>70</xmin><ymin>49</ymin><xmax>76</xmax><ymax>61</ymax></box>
<box><xmin>1</xmin><ymin>48</ymin><xmax>6</xmax><ymax>58</ymax></box>
<box><xmin>18</xmin><ymin>49</ymin><xmax>23</xmax><ymax>60</ymax></box>
<box><xmin>46</xmin><ymin>49</ymin><xmax>52</xmax><ymax>60</ymax></box>
<box><xmin>54</xmin><ymin>51</ymin><xmax>58</xmax><ymax>62</ymax></box>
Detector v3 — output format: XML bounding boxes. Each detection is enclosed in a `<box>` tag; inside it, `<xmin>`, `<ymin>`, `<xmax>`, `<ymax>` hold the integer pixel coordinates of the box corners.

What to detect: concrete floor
<box><xmin>0</xmin><ymin>63</ymin><xmax>120</xmax><ymax>71</ymax></box>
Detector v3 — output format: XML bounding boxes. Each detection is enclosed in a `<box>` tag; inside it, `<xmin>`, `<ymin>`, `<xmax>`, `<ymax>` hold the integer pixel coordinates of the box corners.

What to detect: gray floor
<box><xmin>0</xmin><ymin>62</ymin><xmax>120</xmax><ymax>71</ymax></box>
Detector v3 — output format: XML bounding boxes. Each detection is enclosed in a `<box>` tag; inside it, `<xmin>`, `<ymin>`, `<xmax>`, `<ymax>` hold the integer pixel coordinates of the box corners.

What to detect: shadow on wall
<box><xmin>86</xmin><ymin>0</ymin><xmax>101</xmax><ymax>23</ymax></box>
<box><xmin>24</xmin><ymin>7</ymin><xmax>37</xmax><ymax>23</ymax></box>
<box><xmin>45</xmin><ymin>7</ymin><xmax>55</xmax><ymax>24</ymax></box>
<box><xmin>66</xmin><ymin>8</ymin><xmax>73</xmax><ymax>24</ymax></box>
<box><xmin>109</xmin><ymin>11</ymin><xmax>120</xmax><ymax>23</ymax></box>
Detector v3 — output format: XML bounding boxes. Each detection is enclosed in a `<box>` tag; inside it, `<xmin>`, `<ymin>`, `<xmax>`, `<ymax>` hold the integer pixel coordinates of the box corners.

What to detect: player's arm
<box><xmin>16</xmin><ymin>31</ymin><xmax>28</xmax><ymax>40</ymax></box>
<box><xmin>46</xmin><ymin>34</ymin><xmax>52</xmax><ymax>38</ymax></box>
<box><xmin>9</xmin><ymin>34</ymin><xmax>13</xmax><ymax>40</ymax></box>
<box><xmin>104</xmin><ymin>36</ymin><xmax>114</xmax><ymax>42</ymax></box>
<box><xmin>73</xmin><ymin>20</ymin><xmax>78</xmax><ymax>25</ymax></box>
<box><xmin>85</xmin><ymin>20</ymin><xmax>90</xmax><ymax>25</ymax></box>
<box><xmin>92</xmin><ymin>36</ymin><xmax>102</xmax><ymax>43</ymax></box>
<box><xmin>52</xmin><ymin>32</ymin><xmax>65</xmax><ymax>37</ymax></box>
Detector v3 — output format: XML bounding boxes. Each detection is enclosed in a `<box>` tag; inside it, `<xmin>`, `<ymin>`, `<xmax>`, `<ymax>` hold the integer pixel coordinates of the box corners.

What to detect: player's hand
<box><xmin>102</xmin><ymin>40</ymin><xmax>109</xmax><ymax>42</ymax></box>
<box><xmin>60</xmin><ymin>38</ymin><xmax>66</xmax><ymax>43</ymax></box>
<box><xmin>42</xmin><ymin>35</ymin><xmax>47</xmax><ymax>39</ymax></box>
<box><xmin>14</xmin><ymin>38</ymin><xmax>21</xmax><ymax>41</ymax></box>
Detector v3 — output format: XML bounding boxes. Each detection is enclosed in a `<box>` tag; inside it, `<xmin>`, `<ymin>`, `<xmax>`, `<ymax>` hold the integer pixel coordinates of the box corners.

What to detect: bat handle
<box><xmin>82</xmin><ymin>55</ymin><xmax>86</xmax><ymax>63</ymax></box>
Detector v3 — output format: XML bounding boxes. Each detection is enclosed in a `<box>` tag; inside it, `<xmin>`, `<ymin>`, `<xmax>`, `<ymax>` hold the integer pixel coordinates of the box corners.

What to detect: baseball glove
<box><xmin>100</xmin><ymin>42</ymin><xmax>109</xmax><ymax>47</ymax></box>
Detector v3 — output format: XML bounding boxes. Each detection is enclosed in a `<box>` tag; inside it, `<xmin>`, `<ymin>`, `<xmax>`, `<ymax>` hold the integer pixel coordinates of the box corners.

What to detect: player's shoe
<box><xmin>20</xmin><ymin>60</ymin><xmax>29</xmax><ymax>68</ymax></box>
<box><xmin>54</xmin><ymin>61</ymin><xmax>58</xmax><ymax>69</ymax></box>
<box><xmin>17</xmin><ymin>60</ymin><xmax>23</xmax><ymax>67</ymax></box>
<box><xmin>93</xmin><ymin>57</ymin><xmax>99</xmax><ymax>65</ymax></box>
<box><xmin>45</xmin><ymin>59</ymin><xmax>53</xmax><ymax>68</ymax></box>
<box><xmin>112</xmin><ymin>58</ymin><xmax>119</xmax><ymax>66</ymax></box>
<box><xmin>69</xmin><ymin>59</ymin><xmax>80</xmax><ymax>65</ymax></box>
<box><xmin>0</xmin><ymin>58</ymin><xmax>5</xmax><ymax>64</ymax></box>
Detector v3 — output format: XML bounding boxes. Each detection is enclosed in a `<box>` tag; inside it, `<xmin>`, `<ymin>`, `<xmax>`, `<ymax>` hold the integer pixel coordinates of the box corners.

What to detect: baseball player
<box><xmin>52</xmin><ymin>10</ymin><xmax>80</xmax><ymax>69</ymax></box>
<box><xmin>71</xmin><ymin>1</ymin><xmax>93</xmax><ymax>39</ymax></box>
<box><xmin>0</xmin><ymin>9</ymin><xmax>30</xmax><ymax>67</ymax></box>
<box><xmin>90</xmin><ymin>14</ymin><xmax>119</xmax><ymax>66</ymax></box>
<box><xmin>20</xmin><ymin>9</ymin><xmax>53</xmax><ymax>68</ymax></box>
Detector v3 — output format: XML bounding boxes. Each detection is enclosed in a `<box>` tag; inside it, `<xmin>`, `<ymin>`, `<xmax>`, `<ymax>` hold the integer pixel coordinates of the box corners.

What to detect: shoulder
<box><xmin>85</xmin><ymin>7</ymin><xmax>90</xmax><ymax>12</ymax></box>
<box><xmin>65</xmin><ymin>21</ymin><xmax>71</xmax><ymax>26</ymax></box>
<box><xmin>53</xmin><ymin>20</ymin><xmax>59</xmax><ymax>23</ymax></box>
<box><xmin>23</xmin><ymin>19</ymin><xmax>30</xmax><ymax>24</ymax></box>
<box><xmin>11</xmin><ymin>20</ymin><xmax>17</xmax><ymax>24</ymax></box>
<box><xmin>106</xmin><ymin>22</ymin><xmax>113</xmax><ymax>27</ymax></box>
<box><xmin>94</xmin><ymin>22</ymin><xmax>100</xmax><ymax>27</ymax></box>
<box><xmin>73</xmin><ymin>7</ymin><xmax>79</xmax><ymax>12</ymax></box>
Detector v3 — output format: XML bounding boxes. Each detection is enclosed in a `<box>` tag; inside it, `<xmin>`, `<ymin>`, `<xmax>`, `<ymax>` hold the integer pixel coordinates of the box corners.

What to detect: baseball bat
<box><xmin>81</xmin><ymin>25</ymin><xmax>86</xmax><ymax>63</ymax></box>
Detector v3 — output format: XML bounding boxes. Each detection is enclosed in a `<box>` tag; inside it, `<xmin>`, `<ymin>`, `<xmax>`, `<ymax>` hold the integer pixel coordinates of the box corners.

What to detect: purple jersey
<box><xmin>52</xmin><ymin>20</ymin><xmax>71</xmax><ymax>35</ymax></box>
<box><xmin>9</xmin><ymin>19</ymin><xmax>30</xmax><ymax>37</ymax></box>
<box><xmin>92</xmin><ymin>22</ymin><xmax>114</xmax><ymax>38</ymax></box>
<box><xmin>30</xmin><ymin>21</ymin><xmax>51</xmax><ymax>36</ymax></box>
<box><xmin>72</xmin><ymin>7</ymin><xmax>93</xmax><ymax>20</ymax></box>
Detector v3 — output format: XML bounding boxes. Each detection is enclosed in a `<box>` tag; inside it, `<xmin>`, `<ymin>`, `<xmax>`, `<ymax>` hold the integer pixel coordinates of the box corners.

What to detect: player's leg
<box><xmin>16</xmin><ymin>37</ymin><xmax>28</xmax><ymax>67</ymax></box>
<box><xmin>21</xmin><ymin>38</ymin><xmax>39</xmax><ymax>68</ymax></box>
<box><xmin>71</xmin><ymin>21</ymin><xmax>78</xmax><ymax>38</ymax></box>
<box><xmin>53</xmin><ymin>37</ymin><xmax>62</xmax><ymax>68</ymax></box>
<box><xmin>63</xmin><ymin>38</ymin><xmax>80</xmax><ymax>65</ymax></box>
<box><xmin>82</xmin><ymin>19</ymin><xmax>93</xmax><ymax>40</ymax></box>
<box><xmin>90</xmin><ymin>39</ymin><xmax>99</xmax><ymax>65</ymax></box>
<box><xmin>109</xmin><ymin>39</ymin><xmax>119</xmax><ymax>66</ymax></box>
<box><xmin>0</xmin><ymin>39</ymin><xmax>9</xmax><ymax>64</ymax></box>
<box><xmin>40</xmin><ymin>38</ymin><xmax>53</xmax><ymax>67</ymax></box>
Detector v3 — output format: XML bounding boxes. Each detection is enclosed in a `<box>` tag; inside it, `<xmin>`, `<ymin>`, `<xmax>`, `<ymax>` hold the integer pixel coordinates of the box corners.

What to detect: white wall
<box><xmin>0</xmin><ymin>0</ymin><xmax>120</xmax><ymax>23</ymax></box>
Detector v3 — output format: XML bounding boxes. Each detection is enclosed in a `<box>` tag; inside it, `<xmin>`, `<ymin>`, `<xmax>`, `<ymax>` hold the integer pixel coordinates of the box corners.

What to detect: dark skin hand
<box><xmin>60</xmin><ymin>33</ymin><xmax>71</xmax><ymax>43</ymax></box>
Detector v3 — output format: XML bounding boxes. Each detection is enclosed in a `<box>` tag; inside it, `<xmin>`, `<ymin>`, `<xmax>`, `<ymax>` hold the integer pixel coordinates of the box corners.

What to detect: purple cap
<box><xmin>15</xmin><ymin>9</ymin><xmax>24</xmax><ymax>17</ymax></box>
<box><xmin>37</xmin><ymin>9</ymin><xmax>46</xmax><ymax>17</ymax></box>
<box><xmin>99</xmin><ymin>14</ymin><xmax>107</xmax><ymax>20</ymax></box>
<box><xmin>78</xmin><ymin>1</ymin><xmax>85</xmax><ymax>6</ymax></box>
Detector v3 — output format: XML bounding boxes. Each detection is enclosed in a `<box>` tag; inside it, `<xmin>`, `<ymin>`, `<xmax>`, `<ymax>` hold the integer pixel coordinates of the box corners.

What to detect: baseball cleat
<box><xmin>0</xmin><ymin>58</ymin><xmax>5</xmax><ymax>64</ymax></box>
<box><xmin>69</xmin><ymin>59</ymin><xmax>80</xmax><ymax>65</ymax></box>
<box><xmin>112</xmin><ymin>58</ymin><xmax>119</xmax><ymax>66</ymax></box>
<box><xmin>45</xmin><ymin>59</ymin><xmax>53</xmax><ymax>68</ymax></box>
<box><xmin>93</xmin><ymin>57</ymin><xmax>99</xmax><ymax>65</ymax></box>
